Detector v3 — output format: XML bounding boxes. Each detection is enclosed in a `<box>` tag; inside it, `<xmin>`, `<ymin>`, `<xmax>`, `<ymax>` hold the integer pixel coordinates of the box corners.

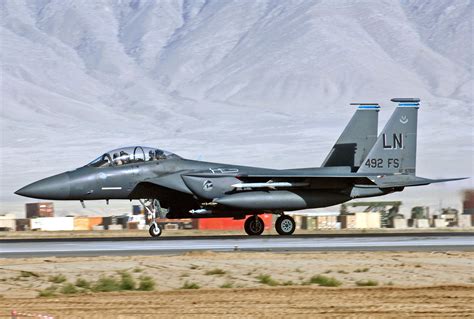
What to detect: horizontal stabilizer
<box><xmin>374</xmin><ymin>175</ymin><xmax>468</xmax><ymax>188</ymax></box>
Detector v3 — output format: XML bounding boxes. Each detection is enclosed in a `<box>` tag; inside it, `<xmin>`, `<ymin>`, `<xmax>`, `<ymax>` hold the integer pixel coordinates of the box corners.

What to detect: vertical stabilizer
<box><xmin>358</xmin><ymin>98</ymin><xmax>419</xmax><ymax>175</ymax></box>
<box><xmin>322</xmin><ymin>103</ymin><xmax>379</xmax><ymax>171</ymax></box>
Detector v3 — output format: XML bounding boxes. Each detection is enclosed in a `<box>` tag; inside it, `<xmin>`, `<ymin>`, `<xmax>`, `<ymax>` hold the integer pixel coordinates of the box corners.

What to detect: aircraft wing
<box><xmin>185</xmin><ymin>171</ymin><xmax>377</xmax><ymax>188</ymax></box>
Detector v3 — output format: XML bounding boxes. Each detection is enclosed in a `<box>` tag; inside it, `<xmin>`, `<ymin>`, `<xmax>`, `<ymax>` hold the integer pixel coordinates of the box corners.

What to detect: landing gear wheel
<box><xmin>244</xmin><ymin>216</ymin><xmax>265</xmax><ymax>236</ymax></box>
<box><xmin>275</xmin><ymin>215</ymin><xmax>296</xmax><ymax>235</ymax></box>
<box><xmin>148</xmin><ymin>223</ymin><xmax>162</xmax><ymax>237</ymax></box>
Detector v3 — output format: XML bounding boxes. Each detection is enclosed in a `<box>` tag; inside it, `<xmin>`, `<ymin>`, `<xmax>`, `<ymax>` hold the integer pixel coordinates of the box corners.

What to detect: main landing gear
<box><xmin>244</xmin><ymin>215</ymin><xmax>265</xmax><ymax>236</ymax></box>
<box><xmin>243</xmin><ymin>214</ymin><xmax>296</xmax><ymax>236</ymax></box>
<box><xmin>275</xmin><ymin>214</ymin><xmax>296</xmax><ymax>235</ymax></box>
<box><xmin>140</xmin><ymin>199</ymin><xmax>164</xmax><ymax>238</ymax></box>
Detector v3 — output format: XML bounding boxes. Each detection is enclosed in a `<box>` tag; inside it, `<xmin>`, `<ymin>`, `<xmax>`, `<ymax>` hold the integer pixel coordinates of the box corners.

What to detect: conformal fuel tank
<box><xmin>214</xmin><ymin>190</ymin><xmax>350</xmax><ymax>211</ymax></box>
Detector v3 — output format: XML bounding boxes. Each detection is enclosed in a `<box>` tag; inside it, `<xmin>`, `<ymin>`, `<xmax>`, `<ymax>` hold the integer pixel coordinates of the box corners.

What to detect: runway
<box><xmin>1</xmin><ymin>234</ymin><xmax>473</xmax><ymax>257</ymax></box>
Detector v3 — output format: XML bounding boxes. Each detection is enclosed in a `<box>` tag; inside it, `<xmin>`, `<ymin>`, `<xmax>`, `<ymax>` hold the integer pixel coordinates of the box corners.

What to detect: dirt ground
<box><xmin>0</xmin><ymin>251</ymin><xmax>473</xmax><ymax>318</ymax></box>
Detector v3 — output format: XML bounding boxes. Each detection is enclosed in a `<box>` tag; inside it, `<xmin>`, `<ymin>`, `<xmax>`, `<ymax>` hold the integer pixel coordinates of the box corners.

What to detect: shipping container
<box><xmin>116</xmin><ymin>215</ymin><xmax>129</xmax><ymax>229</ymax></box>
<box><xmin>432</xmin><ymin>219</ymin><xmax>446</xmax><ymax>228</ymax></box>
<box><xmin>16</xmin><ymin>218</ymin><xmax>30</xmax><ymax>231</ymax></box>
<box><xmin>196</xmin><ymin>214</ymin><xmax>272</xmax><ymax>230</ymax></box>
<box><xmin>26</xmin><ymin>202</ymin><xmax>54</xmax><ymax>218</ymax></box>
<box><xmin>392</xmin><ymin>218</ymin><xmax>407</xmax><ymax>229</ymax></box>
<box><xmin>101</xmin><ymin>216</ymin><xmax>116</xmax><ymax>229</ymax></box>
<box><xmin>128</xmin><ymin>221</ymin><xmax>139</xmax><ymax>230</ymax></box>
<box><xmin>415</xmin><ymin>219</ymin><xmax>430</xmax><ymax>228</ymax></box>
<box><xmin>157</xmin><ymin>218</ymin><xmax>194</xmax><ymax>230</ymax></box>
<box><xmin>73</xmin><ymin>217</ymin><xmax>90</xmax><ymax>231</ymax></box>
<box><xmin>292</xmin><ymin>215</ymin><xmax>303</xmax><ymax>230</ymax></box>
<box><xmin>354</xmin><ymin>212</ymin><xmax>381</xmax><ymax>229</ymax></box>
<box><xmin>458</xmin><ymin>214</ymin><xmax>472</xmax><ymax>228</ymax></box>
<box><xmin>340</xmin><ymin>215</ymin><xmax>356</xmax><ymax>229</ymax></box>
<box><xmin>132</xmin><ymin>205</ymin><xmax>143</xmax><ymax>215</ymax></box>
<box><xmin>30</xmin><ymin>217</ymin><xmax>74</xmax><ymax>231</ymax></box>
<box><xmin>88</xmin><ymin>217</ymin><xmax>103</xmax><ymax>230</ymax></box>
<box><xmin>314</xmin><ymin>216</ymin><xmax>338</xmax><ymax>229</ymax></box>
<box><xmin>463</xmin><ymin>190</ymin><xmax>474</xmax><ymax>215</ymax></box>
<box><xmin>0</xmin><ymin>214</ymin><xmax>16</xmax><ymax>231</ymax></box>
<box><xmin>367</xmin><ymin>212</ymin><xmax>381</xmax><ymax>228</ymax></box>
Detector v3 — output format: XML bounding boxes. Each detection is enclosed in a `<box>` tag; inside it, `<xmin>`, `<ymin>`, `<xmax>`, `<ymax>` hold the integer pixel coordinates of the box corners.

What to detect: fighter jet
<box><xmin>16</xmin><ymin>98</ymin><xmax>465</xmax><ymax>237</ymax></box>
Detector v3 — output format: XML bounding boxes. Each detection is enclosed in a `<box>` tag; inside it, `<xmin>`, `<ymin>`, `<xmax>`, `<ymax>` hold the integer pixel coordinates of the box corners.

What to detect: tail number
<box><xmin>365</xmin><ymin>158</ymin><xmax>400</xmax><ymax>168</ymax></box>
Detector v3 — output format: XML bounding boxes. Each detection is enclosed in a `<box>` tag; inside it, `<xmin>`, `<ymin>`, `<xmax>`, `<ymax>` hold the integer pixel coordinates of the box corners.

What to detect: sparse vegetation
<box><xmin>205</xmin><ymin>268</ymin><xmax>226</xmax><ymax>275</ymax></box>
<box><xmin>181</xmin><ymin>281</ymin><xmax>200</xmax><ymax>289</ymax></box>
<box><xmin>386</xmin><ymin>281</ymin><xmax>394</xmax><ymax>286</ymax></box>
<box><xmin>138</xmin><ymin>275</ymin><xmax>155</xmax><ymax>291</ymax></box>
<box><xmin>307</xmin><ymin>275</ymin><xmax>342</xmax><ymax>287</ymax></box>
<box><xmin>323</xmin><ymin>270</ymin><xmax>332</xmax><ymax>274</ymax></box>
<box><xmin>61</xmin><ymin>283</ymin><xmax>78</xmax><ymax>294</ymax></box>
<box><xmin>354</xmin><ymin>268</ymin><xmax>369</xmax><ymax>273</ymax></box>
<box><xmin>256</xmin><ymin>274</ymin><xmax>279</xmax><ymax>286</ymax></box>
<box><xmin>338</xmin><ymin>270</ymin><xmax>349</xmax><ymax>274</ymax></box>
<box><xmin>38</xmin><ymin>285</ymin><xmax>57</xmax><ymax>297</ymax></box>
<box><xmin>133</xmin><ymin>267</ymin><xmax>143</xmax><ymax>273</ymax></box>
<box><xmin>49</xmin><ymin>274</ymin><xmax>67</xmax><ymax>283</ymax></box>
<box><xmin>356</xmin><ymin>279</ymin><xmax>379</xmax><ymax>287</ymax></box>
<box><xmin>75</xmin><ymin>278</ymin><xmax>90</xmax><ymax>289</ymax></box>
<box><xmin>190</xmin><ymin>265</ymin><xmax>199</xmax><ymax>270</ymax></box>
<box><xmin>119</xmin><ymin>272</ymin><xmax>136</xmax><ymax>290</ymax></box>
<box><xmin>282</xmin><ymin>280</ymin><xmax>295</xmax><ymax>286</ymax></box>
<box><xmin>92</xmin><ymin>276</ymin><xmax>121</xmax><ymax>292</ymax></box>
<box><xmin>220</xmin><ymin>282</ymin><xmax>234</xmax><ymax>288</ymax></box>
<box><xmin>20</xmin><ymin>271</ymin><xmax>39</xmax><ymax>278</ymax></box>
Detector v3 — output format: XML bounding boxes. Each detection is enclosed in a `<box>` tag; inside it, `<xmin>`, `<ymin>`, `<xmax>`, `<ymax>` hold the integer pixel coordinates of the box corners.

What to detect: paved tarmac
<box><xmin>1</xmin><ymin>234</ymin><xmax>473</xmax><ymax>257</ymax></box>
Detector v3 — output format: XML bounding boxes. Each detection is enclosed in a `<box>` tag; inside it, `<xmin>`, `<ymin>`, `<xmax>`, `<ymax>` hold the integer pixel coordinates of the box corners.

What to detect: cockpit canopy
<box><xmin>87</xmin><ymin>146</ymin><xmax>180</xmax><ymax>168</ymax></box>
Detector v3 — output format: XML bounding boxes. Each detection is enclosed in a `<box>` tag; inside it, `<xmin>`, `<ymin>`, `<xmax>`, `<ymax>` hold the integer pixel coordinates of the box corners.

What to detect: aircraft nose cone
<box><xmin>15</xmin><ymin>173</ymin><xmax>71</xmax><ymax>200</ymax></box>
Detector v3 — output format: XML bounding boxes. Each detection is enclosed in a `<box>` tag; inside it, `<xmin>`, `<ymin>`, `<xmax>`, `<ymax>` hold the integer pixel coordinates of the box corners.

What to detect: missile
<box><xmin>231</xmin><ymin>182</ymin><xmax>309</xmax><ymax>189</ymax></box>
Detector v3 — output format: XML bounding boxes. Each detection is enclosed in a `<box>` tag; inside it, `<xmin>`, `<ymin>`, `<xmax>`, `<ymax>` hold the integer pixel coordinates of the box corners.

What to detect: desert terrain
<box><xmin>0</xmin><ymin>251</ymin><xmax>473</xmax><ymax>318</ymax></box>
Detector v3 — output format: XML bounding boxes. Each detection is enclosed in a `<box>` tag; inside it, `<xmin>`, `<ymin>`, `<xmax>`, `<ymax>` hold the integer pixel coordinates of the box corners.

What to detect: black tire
<box><xmin>244</xmin><ymin>216</ymin><xmax>265</xmax><ymax>236</ymax></box>
<box><xmin>148</xmin><ymin>223</ymin><xmax>162</xmax><ymax>237</ymax></box>
<box><xmin>275</xmin><ymin>215</ymin><xmax>296</xmax><ymax>235</ymax></box>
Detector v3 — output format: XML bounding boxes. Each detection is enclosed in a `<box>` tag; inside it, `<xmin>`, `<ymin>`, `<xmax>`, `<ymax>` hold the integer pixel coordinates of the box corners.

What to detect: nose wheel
<box><xmin>148</xmin><ymin>222</ymin><xmax>162</xmax><ymax>237</ymax></box>
<box><xmin>244</xmin><ymin>215</ymin><xmax>265</xmax><ymax>236</ymax></box>
<box><xmin>275</xmin><ymin>215</ymin><xmax>296</xmax><ymax>235</ymax></box>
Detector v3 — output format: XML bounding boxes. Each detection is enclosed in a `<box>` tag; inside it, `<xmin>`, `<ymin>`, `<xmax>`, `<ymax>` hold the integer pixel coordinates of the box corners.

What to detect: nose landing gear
<box><xmin>148</xmin><ymin>222</ymin><xmax>162</xmax><ymax>237</ymax></box>
<box><xmin>140</xmin><ymin>199</ymin><xmax>165</xmax><ymax>237</ymax></box>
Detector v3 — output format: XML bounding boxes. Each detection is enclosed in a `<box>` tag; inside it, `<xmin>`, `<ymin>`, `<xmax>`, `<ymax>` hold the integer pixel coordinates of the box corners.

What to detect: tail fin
<box><xmin>322</xmin><ymin>103</ymin><xmax>379</xmax><ymax>172</ymax></box>
<box><xmin>358</xmin><ymin>98</ymin><xmax>420</xmax><ymax>175</ymax></box>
